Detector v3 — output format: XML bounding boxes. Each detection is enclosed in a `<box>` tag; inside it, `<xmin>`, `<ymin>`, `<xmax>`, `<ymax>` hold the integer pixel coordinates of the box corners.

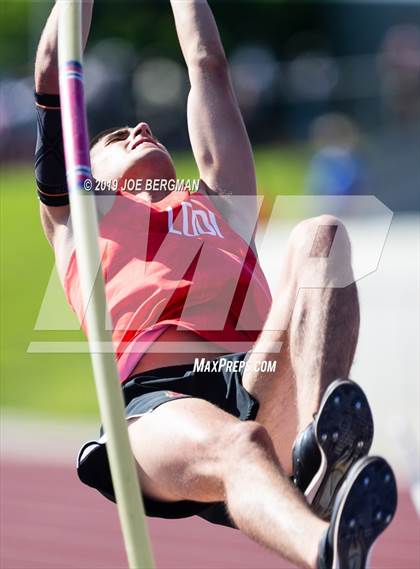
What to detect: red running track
<box><xmin>1</xmin><ymin>460</ymin><xmax>419</xmax><ymax>569</ymax></box>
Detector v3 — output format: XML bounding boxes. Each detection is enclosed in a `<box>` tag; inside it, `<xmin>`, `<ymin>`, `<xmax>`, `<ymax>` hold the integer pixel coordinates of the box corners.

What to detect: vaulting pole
<box><xmin>57</xmin><ymin>2</ymin><xmax>154</xmax><ymax>566</ymax></box>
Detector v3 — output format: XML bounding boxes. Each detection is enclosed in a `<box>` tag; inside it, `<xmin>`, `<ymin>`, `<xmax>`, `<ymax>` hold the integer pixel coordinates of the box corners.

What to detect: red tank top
<box><xmin>64</xmin><ymin>188</ymin><xmax>272</xmax><ymax>381</ymax></box>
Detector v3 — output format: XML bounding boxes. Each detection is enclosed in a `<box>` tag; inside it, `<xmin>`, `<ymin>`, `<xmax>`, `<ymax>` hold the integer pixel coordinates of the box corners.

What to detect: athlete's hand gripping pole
<box><xmin>57</xmin><ymin>2</ymin><xmax>154</xmax><ymax>567</ymax></box>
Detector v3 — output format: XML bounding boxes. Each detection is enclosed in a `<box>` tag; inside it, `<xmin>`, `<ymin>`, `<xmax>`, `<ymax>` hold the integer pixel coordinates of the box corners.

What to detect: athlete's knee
<box><xmin>289</xmin><ymin>214</ymin><xmax>352</xmax><ymax>280</ymax></box>
<box><xmin>291</xmin><ymin>214</ymin><xmax>346</xmax><ymax>253</ymax></box>
<box><xmin>221</xmin><ymin>421</ymin><xmax>276</xmax><ymax>466</ymax></box>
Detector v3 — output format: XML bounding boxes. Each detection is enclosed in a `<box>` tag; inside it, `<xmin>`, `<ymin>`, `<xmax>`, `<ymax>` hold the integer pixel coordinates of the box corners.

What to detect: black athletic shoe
<box><xmin>293</xmin><ymin>379</ymin><xmax>374</xmax><ymax>520</ymax></box>
<box><xmin>317</xmin><ymin>456</ymin><xmax>398</xmax><ymax>569</ymax></box>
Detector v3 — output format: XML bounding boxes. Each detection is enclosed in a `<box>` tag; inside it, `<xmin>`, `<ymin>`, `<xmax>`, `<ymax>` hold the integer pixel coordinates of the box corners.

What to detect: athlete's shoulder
<box><xmin>195</xmin><ymin>179</ymin><xmax>258</xmax><ymax>256</ymax></box>
<box><xmin>194</xmin><ymin>179</ymin><xmax>232</xmax><ymax>216</ymax></box>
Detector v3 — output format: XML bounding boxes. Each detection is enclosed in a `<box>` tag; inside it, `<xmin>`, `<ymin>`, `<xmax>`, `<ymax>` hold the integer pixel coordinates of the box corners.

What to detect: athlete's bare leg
<box><xmin>243</xmin><ymin>215</ymin><xmax>360</xmax><ymax>474</ymax></box>
<box><xmin>128</xmin><ymin>398</ymin><xmax>327</xmax><ymax>569</ymax></box>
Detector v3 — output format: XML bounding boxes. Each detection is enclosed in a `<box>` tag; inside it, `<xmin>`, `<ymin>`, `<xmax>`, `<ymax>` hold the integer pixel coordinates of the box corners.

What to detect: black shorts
<box><xmin>77</xmin><ymin>352</ymin><xmax>259</xmax><ymax>529</ymax></box>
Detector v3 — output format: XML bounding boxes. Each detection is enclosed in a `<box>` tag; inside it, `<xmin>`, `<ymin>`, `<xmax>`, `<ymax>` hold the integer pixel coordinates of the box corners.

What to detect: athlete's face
<box><xmin>90</xmin><ymin>122</ymin><xmax>176</xmax><ymax>184</ymax></box>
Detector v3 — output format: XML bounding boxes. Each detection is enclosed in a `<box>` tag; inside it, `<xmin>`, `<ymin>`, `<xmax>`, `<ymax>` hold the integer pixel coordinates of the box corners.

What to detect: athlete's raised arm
<box><xmin>35</xmin><ymin>1</ymin><xmax>93</xmax><ymax>94</ymax></box>
<box><xmin>170</xmin><ymin>1</ymin><xmax>257</xmax><ymax>221</ymax></box>
<box><xmin>34</xmin><ymin>1</ymin><xmax>94</xmax><ymax>244</ymax></box>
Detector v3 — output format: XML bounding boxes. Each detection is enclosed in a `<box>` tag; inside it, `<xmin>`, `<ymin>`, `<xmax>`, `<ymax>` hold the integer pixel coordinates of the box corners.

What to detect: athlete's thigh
<box><xmin>127</xmin><ymin>397</ymin><xmax>240</xmax><ymax>504</ymax></box>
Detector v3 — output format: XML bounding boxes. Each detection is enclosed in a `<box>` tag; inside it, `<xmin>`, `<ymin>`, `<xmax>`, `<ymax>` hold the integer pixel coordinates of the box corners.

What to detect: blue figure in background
<box><xmin>307</xmin><ymin>113</ymin><xmax>364</xmax><ymax>197</ymax></box>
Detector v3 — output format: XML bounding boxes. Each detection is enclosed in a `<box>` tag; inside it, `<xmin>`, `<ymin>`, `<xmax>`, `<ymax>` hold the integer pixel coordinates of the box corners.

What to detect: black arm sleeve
<box><xmin>34</xmin><ymin>92</ymin><xmax>69</xmax><ymax>207</ymax></box>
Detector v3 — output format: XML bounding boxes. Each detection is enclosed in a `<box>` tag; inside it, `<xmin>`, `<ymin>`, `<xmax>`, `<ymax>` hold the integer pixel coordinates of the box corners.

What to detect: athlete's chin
<box><xmin>126</xmin><ymin>149</ymin><xmax>175</xmax><ymax>179</ymax></box>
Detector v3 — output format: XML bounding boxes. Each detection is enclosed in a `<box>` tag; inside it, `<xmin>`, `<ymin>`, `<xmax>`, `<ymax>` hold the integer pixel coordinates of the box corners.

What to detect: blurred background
<box><xmin>1</xmin><ymin>1</ymin><xmax>419</xmax><ymax>568</ymax></box>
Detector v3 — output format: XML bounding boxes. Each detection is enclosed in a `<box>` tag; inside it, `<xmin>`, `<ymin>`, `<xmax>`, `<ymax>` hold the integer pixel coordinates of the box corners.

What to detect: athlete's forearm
<box><xmin>34</xmin><ymin>0</ymin><xmax>94</xmax><ymax>94</ymax></box>
<box><xmin>170</xmin><ymin>0</ymin><xmax>226</xmax><ymax>69</ymax></box>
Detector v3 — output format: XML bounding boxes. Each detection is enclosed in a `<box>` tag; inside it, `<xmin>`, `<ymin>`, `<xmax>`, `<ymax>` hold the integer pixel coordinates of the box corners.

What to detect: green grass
<box><xmin>0</xmin><ymin>167</ymin><xmax>99</xmax><ymax>418</ymax></box>
<box><xmin>0</xmin><ymin>146</ymin><xmax>309</xmax><ymax>418</ymax></box>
